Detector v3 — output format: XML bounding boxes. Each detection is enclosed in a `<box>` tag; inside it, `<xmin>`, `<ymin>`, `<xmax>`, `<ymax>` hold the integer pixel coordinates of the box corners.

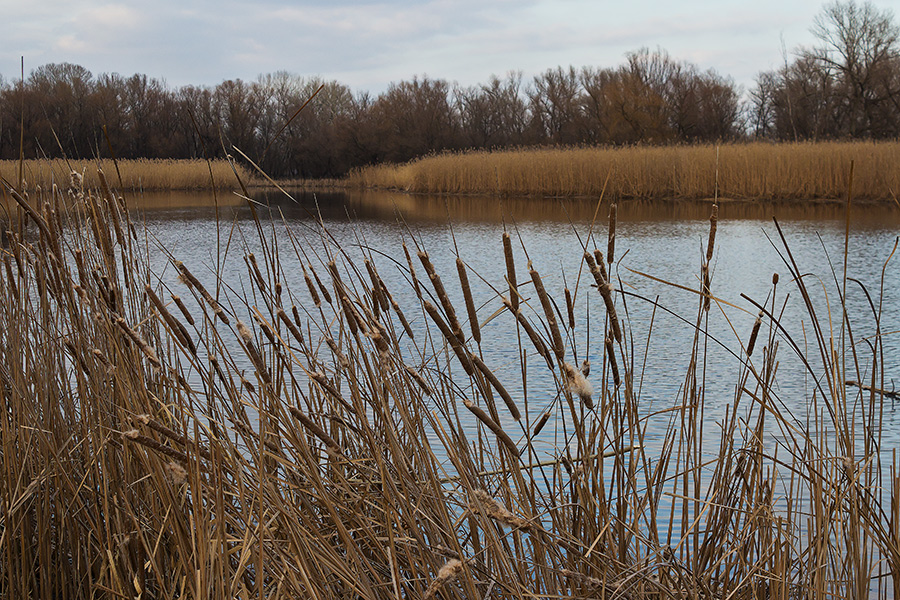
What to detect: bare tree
<box><xmin>805</xmin><ymin>0</ymin><xmax>900</xmax><ymax>136</ymax></box>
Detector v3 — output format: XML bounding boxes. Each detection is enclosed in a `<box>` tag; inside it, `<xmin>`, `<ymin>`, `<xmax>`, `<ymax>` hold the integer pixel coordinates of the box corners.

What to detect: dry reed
<box><xmin>1</xmin><ymin>160</ymin><xmax>897</xmax><ymax>600</ymax></box>
<box><xmin>0</xmin><ymin>158</ymin><xmax>251</xmax><ymax>191</ymax></box>
<box><xmin>349</xmin><ymin>141</ymin><xmax>900</xmax><ymax>201</ymax></box>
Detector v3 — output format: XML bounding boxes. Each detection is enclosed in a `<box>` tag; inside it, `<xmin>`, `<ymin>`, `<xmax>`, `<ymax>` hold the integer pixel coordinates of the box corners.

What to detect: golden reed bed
<box><xmin>0</xmin><ymin>158</ymin><xmax>251</xmax><ymax>191</ymax></box>
<box><xmin>350</xmin><ymin>141</ymin><xmax>900</xmax><ymax>201</ymax></box>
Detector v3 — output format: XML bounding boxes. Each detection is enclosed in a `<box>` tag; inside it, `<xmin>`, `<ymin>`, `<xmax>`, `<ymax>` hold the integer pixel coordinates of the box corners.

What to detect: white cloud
<box><xmin>1</xmin><ymin>0</ymin><xmax>830</xmax><ymax>92</ymax></box>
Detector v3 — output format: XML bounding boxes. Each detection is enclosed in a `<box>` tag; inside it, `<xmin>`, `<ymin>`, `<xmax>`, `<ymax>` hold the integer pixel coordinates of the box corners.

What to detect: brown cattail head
<box><xmin>532</xmin><ymin>409</ymin><xmax>552</xmax><ymax>437</ymax></box>
<box><xmin>564</xmin><ymin>287</ymin><xmax>575</xmax><ymax>330</ymax></box>
<box><xmin>529</xmin><ymin>261</ymin><xmax>564</xmax><ymax>362</ymax></box>
<box><xmin>463</xmin><ymin>400</ymin><xmax>519</xmax><ymax>455</ymax></box>
<box><xmin>502</xmin><ymin>232</ymin><xmax>518</xmax><ymax>310</ymax></box>
<box><xmin>456</xmin><ymin>257</ymin><xmax>481</xmax><ymax>345</ymax></box>
<box><xmin>605</xmin><ymin>334</ymin><xmax>620</xmax><ymax>387</ymax></box>
<box><xmin>423</xmin><ymin>559</ymin><xmax>464</xmax><ymax>600</ymax></box>
<box><xmin>747</xmin><ymin>310</ymin><xmax>763</xmax><ymax>358</ymax></box>
<box><xmin>470</xmin><ymin>489</ymin><xmax>531</xmax><ymax>530</ymax></box>
<box><xmin>706</xmin><ymin>203</ymin><xmax>719</xmax><ymax>264</ymax></box>
<box><xmin>563</xmin><ymin>362</ymin><xmax>594</xmax><ymax>409</ymax></box>
<box><xmin>164</xmin><ymin>461</ymin><xmax>188</xmax><ymax>485</ymax></box>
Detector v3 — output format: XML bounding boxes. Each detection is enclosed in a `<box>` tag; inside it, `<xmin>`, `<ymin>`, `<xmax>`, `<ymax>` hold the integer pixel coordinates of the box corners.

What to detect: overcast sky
<box><xmin>2</xmin><ymin>0</ymin><xmax>851</xmax><ymax>94</ymax></box>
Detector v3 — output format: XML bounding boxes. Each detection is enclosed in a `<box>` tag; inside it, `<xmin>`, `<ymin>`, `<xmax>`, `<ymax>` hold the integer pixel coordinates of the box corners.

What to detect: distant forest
<box><xmin>1</xmin><ymin>0</ymin><xmax>898</xmax><ymax>179</ymax></box>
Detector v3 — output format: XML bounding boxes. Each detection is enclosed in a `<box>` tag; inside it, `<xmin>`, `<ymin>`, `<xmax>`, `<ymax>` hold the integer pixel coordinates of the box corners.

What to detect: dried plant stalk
<box><xmin>503</xmin><ymin>232</ymin><xmax>518</xmax><ymax>310</ymax></box>
<box><xmin>529</xmin><ymin>261</ymin><xmax>564</xmax><ymax>362</ymax></box>
<box><xmin>456</xmin><ymin>257</ymin><xmax>481</xmax><ymax>344</ymax></box>
<box><xmin>463</xmin><ymin>400</ymin><xmax>519</xmax><ymax>455</ymax></box>
<box><xmin>176</xmin><ymin>261</ymin><xmax>229</xmax><ymax>324</ymax></box>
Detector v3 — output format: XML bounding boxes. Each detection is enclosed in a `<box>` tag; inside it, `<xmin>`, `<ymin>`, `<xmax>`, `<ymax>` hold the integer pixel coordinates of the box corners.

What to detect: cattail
<box><xmin>236</xmin><ymin>320</ymin><xmax>271</xmax><ymax>386</ymax></box>
<box><xmin>288</xmin><ymin>406</ymin><xmax>342</xmax><ymax>456</ymax></box>
<box><xmin>746</xmin><ymin>310</ymin><xmax>763</xmax><ymax>358</ymax></box>
<box><xmin>502</xmin><ymin>232</ymin><xmax>518</xmax><ymax>310</ymax></box>
<box><xmin>403</xmin><ymin>243</ymin><xmax>422</xmax><ymax>298</ymax></box>
<box><xmin>97</xmin><ymin>169</ymin><xmax>125</xmax><ymax>250</ymax></box>
<box><xmin>310</xmin><ymin>264</ymin><xmax>331</xmax><ymax>305</ymax></box>
<box><xmin>469</xmin><ymin>352</ymin><xmax>520</xmax><ymax>420</ymax></box>
<box><xmin>470</xmin><ymin>489</ymin><xmax>531</xmax><ymax>530</ymax></box>
<box><xmin>324</xmin><ymin>337</ymin><xmax>351</xmax><ymax>370</ymax></box>
<box><xmin>390</xmin><ymin>295</ymin><xmax>415</xmax><ymax>340</ymax></box>
<box><xmin>423</xmin><ymin>559</ymin><xmax>464</xmax><ymax>600</ymax></box>
<box><xmin>529</xmin><ymin>261</ymin><xmax>564</xmax><ymax>361</ymax></box>
<box><xmin>581</xmin><ymin>358</ymin><xmax>591</xmax><ymax>377</ymax></box>
<box><xmin>463</xmin><ymin>400</ymin><xmax>519</xmax><ymax>455</ymax></box>
<box><xmin>607</xmin><ymin>202</ymin><xmax>617</xmax><ymax>265</ymax></box>
<box><xmin>253</xmin><ymin>313</ymin><xmax>277</xmax><ymax>346</ymax></box>
<box><xmin>565</xmin><ymin>287</ymin><xmax>575</xmax><ymax>330</ymax></box>
<box><xmin>114</xmin><ymin>318</ymin><xmax>161</xmax><ymax>369</ymax></box>
<box><xmin>706</xmin><ymin>203</ymin><xmax>718</xmax><ymax>264</ymax></box>
<box><xmin>123</xmin><ymin>430</ymin><xmax>189</xmax><ymax>464</ymax></box>
<box><xmin>584</xmin><ymin>251</ymin><xmax>620</xmax><ymax>341</ymax></box>
<box><xmin>368</xmin><ymin>327</ymin><xmax>391</xmax><ymax>358</ymax></box>
<box><xmin>365</xmin><ymin>259</ymin><xmax>389</xmax><ymax>312</ymax></box>
<box><xmin>584</xmin><ymin>251</ymin><xmax>604</xmax><ymax>290</ymax></box>
<box><xmin>134</xmin><ymin>414</ymin><xmax>212</xmax><ymax>461</ymax></box>
<box><xmin>171</xmin><ymin>294</ymin><xmax>195</xmax><ymax>325</ymax></box>
<box><xmin>277</xmin><ymin>308</ymin><xmax>304</xmax><ymax>345</ymax></box>
<box><xmin>164</xmin><ymin>461</ymin><xmax>188</xmax><ymax>486</ymax></box>
<box><xmin>246</xmin><ymin>253</ymin><xmax>267</xmax><ymax>295</ymax></box>
<box><xmin>423</xmin><ymin>300</ymin><xmax>474</xmax><ymax>376</ymax></box>
<box><xmin>418</xmin><ymin>251</ymin><xmax>463</xmax><ymax>341</ymax></box>
<box><xmin>502</xmin><ymin>297</ymin><xmax>552</xmax><ymax>369</ymax></box>
<box><xmin>605</xmin><ymin>334</ymin><xmax>620</xmax><ymax>387</ymax></box>
<box><xmin>308</xmin><ymin>371</ymin><xmax>353</xmax><ymax>412</ymax></box>
<box><xmin>145</xmin><ymin>285</ymin><xmax>195</xmax><ymax>355</ymax></box>
<box><xmin>563</xmin><ymin>362</ymin><xmax>594</xmax><ymax>409</ymax></box>
<box><xmin>69</xmin><ymin>170</ymin><xmax>83</xmax><ymax>191</ymax></box>
<box><xmin>301</xmin><ymin>263</ymin><xmax>322</xmax><ymax>307</ymax></box>
<box><xmin>532</xmin><ymin>409</ymin><xmax>552</xmax><ymax>437</ymax></box>
<box><xmin>175</xmin><ymin>261</ymin><xmax>229</xmax><ymax>324</ymax></box>
<box><xmin>593</xmin><ymin>249</ymin><xmax>609</xmax><ymax>283</ymax></box>
<box><xmin>772</xmin><ymin>272</ymin><xmax>779</xmax><ymax>286</ymax></box>
<box><xmin>562</xmin><ymin>569</ymin><xmax>604</xmax><ymax>589</ymax></box>
<box><xmin>404</xmin><ymin>365</ymin><xmax>433</xmax><ymax>396</ymax></box>
<box><xmin>594</xmin><ymin>270</ymin><xmax>623</xmax><ymax>344</ymax></box>
<box><xmin>339</xmin><ymin>294</ymin><xmax>364</xmax><ymax>336</ymax></box>
<box><xmin>457</xmin><ymin>257</ymin><xmax>481</xmax><ymax>344</ymax></box>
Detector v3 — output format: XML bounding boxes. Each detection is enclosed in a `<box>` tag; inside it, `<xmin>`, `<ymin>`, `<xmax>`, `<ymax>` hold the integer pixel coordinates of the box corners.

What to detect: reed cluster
<box><xmin>0</xmin><ymin>158</ymin><xmax>251</xmax><ymax>191</ymax></box>
<box><xmin>0</xmin><ymin>165</ymin><xmax>897</xmax><ymax>599</ymax></box>
<box><xmin>350</xmin><ymin>141</ymin><xmax>900</xmax><ymax>201</ymax></box>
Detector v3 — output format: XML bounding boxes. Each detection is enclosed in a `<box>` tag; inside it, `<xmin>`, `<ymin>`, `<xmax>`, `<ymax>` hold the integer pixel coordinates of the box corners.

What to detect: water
<box><xmin>125</xmin><ymin>189</ymin><xmax>900</xmax><ymax>580</ymax></box>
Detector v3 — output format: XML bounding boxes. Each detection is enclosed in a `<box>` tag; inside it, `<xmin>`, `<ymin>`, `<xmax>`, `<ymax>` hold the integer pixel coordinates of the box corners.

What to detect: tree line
<box><xmin>0</xmin><ymin>0</ymin><xmax>897</xmax><ymax>179</ymax></box>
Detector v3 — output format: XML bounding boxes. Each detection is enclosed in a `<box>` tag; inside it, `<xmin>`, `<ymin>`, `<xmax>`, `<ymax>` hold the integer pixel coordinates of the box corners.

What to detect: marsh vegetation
<box><xmin>0</xmin><ymin>164</ymin><xmax>898</xmax><ymax>598</ymax></box>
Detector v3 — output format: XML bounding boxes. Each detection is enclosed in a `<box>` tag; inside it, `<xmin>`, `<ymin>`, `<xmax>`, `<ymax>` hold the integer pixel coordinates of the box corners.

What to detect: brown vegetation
<box><xmin>350</xmin><ymin>141</ymin><xmax>900</xmax><ymax>200</ymax></box>
<box><xmin>0</xmin><ymin>163</ymin><xmax>897</xmax><ymax>598</ymax></box>
<box><xmin>0</xmin><ymin>158</ymin><xmax>250</xmax><ymax>191</ymax></box>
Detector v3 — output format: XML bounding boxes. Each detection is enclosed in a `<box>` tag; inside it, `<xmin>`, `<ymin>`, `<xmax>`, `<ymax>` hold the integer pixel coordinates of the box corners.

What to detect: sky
<box><xmin>1</xmin><ymin>0</ymin><xmax>852</xmax><ymax>95</ymax></box>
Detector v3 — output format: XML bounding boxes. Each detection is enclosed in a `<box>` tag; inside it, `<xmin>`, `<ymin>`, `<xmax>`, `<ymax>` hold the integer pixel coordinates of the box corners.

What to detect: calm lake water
<box><xmin>135</xmin><ymin>189</ymin><xmax>900</xmax><ymax>473</ymax></box>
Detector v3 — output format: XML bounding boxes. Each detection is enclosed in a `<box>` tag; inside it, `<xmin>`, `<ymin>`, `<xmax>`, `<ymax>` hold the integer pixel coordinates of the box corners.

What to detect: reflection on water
<box><xmin>130</xmin><ymin>188</ymin><xmax>900</xmax><ymax>227</ymax></box>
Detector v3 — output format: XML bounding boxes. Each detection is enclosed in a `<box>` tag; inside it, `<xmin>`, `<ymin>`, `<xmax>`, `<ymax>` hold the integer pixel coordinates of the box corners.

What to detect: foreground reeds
<box><xmin>350</xmin><ymin>140</ymin><xmax>900</xmax><ymax>201</ymax></box>
<box><xmin>0</xmin><ymin>165</ymin><xmax>897</xmax><ymax>599</ymax></box>
<box><xmin>0</xmin><ymin>158</ymin><xmax>251</xmax><ymax>191</ymax></box>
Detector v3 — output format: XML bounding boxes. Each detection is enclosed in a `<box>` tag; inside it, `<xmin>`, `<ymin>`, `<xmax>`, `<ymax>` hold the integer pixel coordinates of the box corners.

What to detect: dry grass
<box><xmin>350</xmin><ymin>141</ymin><xmax>900</xmax><ymax>201</ymax></box>
<box><xmin>0</xmin><ymin>163</ymin><xmax>898</xmax><ymax>599</ymax></box>
<box><xmin>0</xmin><ymin>158</ymin><xmax>252</xmax><ymax>191</ymax></box>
